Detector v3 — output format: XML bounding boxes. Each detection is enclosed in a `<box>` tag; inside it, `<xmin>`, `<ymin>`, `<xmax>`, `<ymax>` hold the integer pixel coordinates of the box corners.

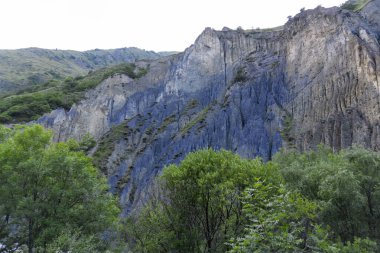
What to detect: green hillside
<box><xmin>0</xmin><ymin>47</ymin><xmax>169</xmax><ymax>93</ymax></box>
<box><xmin>0</xmin><ymin>63</ymin><xmax>148</xmax><ymax>123</ymax></box>
<box><xmin>341</xmin><ymin>0</ymin><xmax>372</xmax><ymax>11</ymax></box>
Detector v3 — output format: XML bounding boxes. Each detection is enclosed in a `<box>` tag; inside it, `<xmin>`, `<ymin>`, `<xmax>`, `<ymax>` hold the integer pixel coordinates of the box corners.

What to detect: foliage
<box><xmin>92</xmin><ymin>122</ymin><xmax>131</xmax><ymax>171</ymax></box>
<box><xmin>180</xmin><ymin>104</ymin><xmax>212</xmax><ymax>135</ymax></box>
<box><xmin>124</xmin><ymin>192</ymin><xmax>178</xmax><ymax>253</ymax></box>
<box><xmin>337</xmin><ymin>237</ymin><xmax>378</xmax><ymax>253</ymax></box>
<box><xmin>233</xmin><ymin>67</ymin><xmax>248</xmax><ymax>83</ymax></box>
<box><xmin>125</xmin><ymin>149</ymin><xmax>282</xmax><ymax>253</ymax></box>
<box><xmin>0</xmin><ymin>47</ymin><xmax>164</xmax><ymax>94</ymax></box>
<box><xmin>158</xmin><ymin>114</ymin><xmax>177</xmax><ymax>133</ymax></box>
<box><xmin>275</xmin><ymin>145</ymin><xmax>380</xmax><ymax>245</ymax></box>
<box><xmin>123</xmin><ymin>146</ymin><xmax>380</xmax><ymax>252</ymax></box>
<box><xmin>229</xmin><ymin>182</ymin><xmax>328</xmax><ymax>252</ymax></box>
<box><xmin>44</xmin><ymin>228</ymin><xmax>99</xmax><ymax>253</ymax></box>
<box><xmin>341</xmin><ymin>0</ymin><xmax>371</xmax><ymax>11</ymax></box>
<box><xmin>125</xmin><ymin>147</ymin><xmax>380</xmax><ymax>253</ymax></box>
<box><xmin>77</xmin><ymin>133</ymin><xmax>97</xmax><ymax>153</ymax></box>
<box><xmin>0</xmin><ymin>125</ymin><xmax>120</xmax><ymax>252</ymax></box>
<box><xmin>0</xmin><ymin>63</ymin><xmax>148</xmax><ymax>124</ymax></box>
<box><xmin>280</xmin><ymin>113</ymin><xmax>295</xmax><ymax>147</ymax></box>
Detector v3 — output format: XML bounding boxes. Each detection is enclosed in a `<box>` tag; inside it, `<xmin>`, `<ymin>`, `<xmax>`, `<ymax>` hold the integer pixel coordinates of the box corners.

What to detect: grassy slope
<box><xmin>0</xmin><ymin>63</ymin><xmax>147</xmax><ymax>123</ymax></box>
<box><xmin>341</xmin><ymin>0</ymin><xmax>372</xmax><ymax>11</ymax></box>
<box><xmin>0</xmin><ymin>47</ymin><xmax>165</xmax><ymax>93</ymax></box>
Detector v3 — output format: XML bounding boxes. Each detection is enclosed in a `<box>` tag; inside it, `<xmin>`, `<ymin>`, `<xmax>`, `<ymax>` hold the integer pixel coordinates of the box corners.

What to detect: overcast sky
<box><xmin>0</xmin><ymin>0</ymin><xmax>345</xmax><ymax>52</ymax></box>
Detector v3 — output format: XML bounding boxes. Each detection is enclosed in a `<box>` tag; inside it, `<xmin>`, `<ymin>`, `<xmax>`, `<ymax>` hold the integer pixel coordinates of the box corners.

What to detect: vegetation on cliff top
<box><xmin>0</xmin><ymin>63</ymin><xmax>148</xmax><ymax>124</ymax></box>
<box><xmin>0</xmin><ymin>47</ymin><xmax>165</xmax><ymax>94</ymax></box>
<box><xmin>341</xmin><ymin>0</ymin><xmax>372</xmax><ymax>11</ymax></box>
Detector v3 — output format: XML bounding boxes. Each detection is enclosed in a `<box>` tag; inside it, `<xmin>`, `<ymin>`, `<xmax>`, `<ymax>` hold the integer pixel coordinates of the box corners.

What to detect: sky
<box><xmin>0</xmin><ymin>0</ymin><xmax>345</xmax><ymax>52</ymax></box>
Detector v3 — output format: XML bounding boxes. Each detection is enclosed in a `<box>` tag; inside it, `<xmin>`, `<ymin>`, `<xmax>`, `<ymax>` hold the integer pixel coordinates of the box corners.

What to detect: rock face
<box><xmin>39</xmin><ymin>2</ymin><xmax>380</xmax><ymax>214</ymax></box>
<box><xmin>361</xmin><ymin>0</ymin><xmax>380</xmax><ymax>35</ymax></box>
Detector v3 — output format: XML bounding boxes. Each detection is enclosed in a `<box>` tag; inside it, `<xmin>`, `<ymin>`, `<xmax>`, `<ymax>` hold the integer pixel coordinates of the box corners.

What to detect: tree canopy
<box><xmin>0</xmin><ymin>125</ymin><xmax>120</xmax><ymax>253</ymax></box>
<box><xmin>126</xmin><ymin>147</ymin><xmax>379</xmax><ymax>253</ymax></box>
<box><xmin>2</xmin><ymin>124</ymin><xmax>379</xmax><ymax>253</ymax></box>
<box><xmin>125</xmin><ymin>149</ymin><xmax>281</xmax><ymax>252</ymax></box>
<box><xmin>275</xmin><ymin>146</ymin><xmax>380</xmax><ymax>244</ymax></box>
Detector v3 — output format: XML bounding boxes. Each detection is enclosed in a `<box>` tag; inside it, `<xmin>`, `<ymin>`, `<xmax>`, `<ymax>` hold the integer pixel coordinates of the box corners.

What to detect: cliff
<box><xmin>39</xmin><ymin>1</ymin><xmax>380</xmax><ymax>214</ymax></box>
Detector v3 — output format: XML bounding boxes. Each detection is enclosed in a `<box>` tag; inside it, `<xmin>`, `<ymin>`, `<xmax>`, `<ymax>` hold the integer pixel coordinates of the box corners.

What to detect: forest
<box><xmin>1</xmin><ymin>125</ymin><xmax>379</xmax><ymax>252</ymax></box>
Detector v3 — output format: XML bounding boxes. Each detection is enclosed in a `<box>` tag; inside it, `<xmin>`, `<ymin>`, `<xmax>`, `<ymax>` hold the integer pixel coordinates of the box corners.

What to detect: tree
<box><xmin>228</xmin><ymin>181</ymin><xmax>377</xmax><ymax>253</ymax></box>
<box><xmin>229</xmin><ymin>181</ymin><xmax>328</xmax><ymax>252</ymax></box>
<box><xmin>275</xmin><ymin>145</ymin><xmax>380</xmax><ymax>246</ymax></box>
<box><xmin>0</xmin><ymin>125</ymin><xmax>120</xmax><ymax>252</ymax></box>
<box><xmin>125</xmin><ymin>149</ymin><xmax>282</xmax><ymax>253</ymax></box>
<box><xmin>77</xmin><ymin>132</ymin><xmax>96</xmax><ymax>153</ymax></box>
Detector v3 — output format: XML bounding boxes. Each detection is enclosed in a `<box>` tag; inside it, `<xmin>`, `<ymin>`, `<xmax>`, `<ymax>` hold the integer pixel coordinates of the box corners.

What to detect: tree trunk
<box><xmin>28</xmin><ymin>218</ymin><xmax>34</xmax><ymax>253</ymax></box>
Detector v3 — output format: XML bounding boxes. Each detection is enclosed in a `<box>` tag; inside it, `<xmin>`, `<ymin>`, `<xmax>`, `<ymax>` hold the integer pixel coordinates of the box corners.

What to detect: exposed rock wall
<box><xmin>39</xmin><ymin>3</ymin><xmax>380</xmax><ymax>213</ymax></box>
<box><xmin>284</xmin><ymin>6</ymin><xmax>380</xmax><ymax>151</ymax></box>
<box><xmin>361</xmin><ymin>0</ymin><xmax>380</xmax><ymax>36</ymax></box>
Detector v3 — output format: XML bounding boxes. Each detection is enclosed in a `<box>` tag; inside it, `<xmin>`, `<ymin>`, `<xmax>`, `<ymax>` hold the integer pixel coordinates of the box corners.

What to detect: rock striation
<box><xmin>39</xmin><ymin>1</ymin><xmax>380</xmax><ymax>214</ymax></box>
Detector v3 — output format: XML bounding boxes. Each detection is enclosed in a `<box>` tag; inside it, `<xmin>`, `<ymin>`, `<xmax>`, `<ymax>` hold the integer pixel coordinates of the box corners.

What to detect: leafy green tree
<box><xmin>126</xmin><ymin>149</ymin><xmax>281</xmax><ymax>253</ymax></box>
<box><xmin>343</xmin><ymin>147</ymin><xmax>380</xmax><ymax>239</ymax></box>
<box><xmin>275</xmin><ymin>145</ymin><xmax>380</xmax><ymax>246</ymax></box>
<box><xmin>0</xmin><ymin>125</ymin><xmax>120</xmax><ymax>253</ymax></box>
<box><xmin>44</xmin><ymin>228</ymin><xmax>99</xmax><ymax>253</ymax></box>
<box><xmin>76</xmin><ymin>133</ymin><xmax>97</xmax><ymax>153</ymax></box>
<box><xmin>124</xmin><ymin>196</ymin><xmax>178</xmax><ymax>253</ymax></box>
<box><xmin>228</xmin><ymin>181</ymin><xmax>327</xmax><ymax>252</ymax></box>
<box><xmin>336</xmin><ymin>237</ymin><xmax>378</xmax><ymax>253</ymax></box>
<box><xmin>228</xmin><ymin>182</ymin><xmax>377</xmax><ymax>253</ymax></box>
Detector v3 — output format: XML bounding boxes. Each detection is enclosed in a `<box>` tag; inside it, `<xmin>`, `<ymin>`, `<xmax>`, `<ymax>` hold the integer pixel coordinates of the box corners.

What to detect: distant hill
<box><xmin>0</xmin><ymin>47</ymin><xmax>172</xmax><ymax>93</ymax></box>
<box><xmin>0</xmin><ymin>62</ymin><xmax>149</xmax><ymax>123</ymax></box>
<box><xmin>341</xmin><ymin>0</ymin><xmax>372</xmax><ymax>11</ymax></box>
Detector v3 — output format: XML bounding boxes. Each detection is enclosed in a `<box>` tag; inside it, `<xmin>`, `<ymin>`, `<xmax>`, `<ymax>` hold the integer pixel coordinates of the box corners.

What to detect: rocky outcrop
<box><xmin>39</xmin><ymin>2</ymin><xmax>380</xmax><ymax>214</ymax></box>
<box><xmin>284</xmin><ymin>6</ymin><xmax>380</xmax><ymax>151</ymax></box>
<box><xmin>360</xmin><ymin>0</ymin><xmax>380</xmax><ymax>36</ymax></box>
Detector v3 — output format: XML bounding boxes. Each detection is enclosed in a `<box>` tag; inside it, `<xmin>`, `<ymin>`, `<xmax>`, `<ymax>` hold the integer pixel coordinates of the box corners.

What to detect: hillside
<box><xmin>0</xmin><ymin>63</ymin><xmax>149</xmax><ymax>123</ymax></box>
<box><xmin>35</xmin><ymin>0</ymin><xmax>380</xmax><ymax>216</ymax></box>
<box><xmin>0</xmin><ymin>47</ymin><xmax>170</xmax><ymax>94</ymax></box>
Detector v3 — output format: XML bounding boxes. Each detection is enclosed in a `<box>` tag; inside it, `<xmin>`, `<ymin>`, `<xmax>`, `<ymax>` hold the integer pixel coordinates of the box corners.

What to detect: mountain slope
<box><xmin>0</xmin><ymin>63</ymin><xmax>148</xmax><ymax>123</ymax></box>
<box><xmin>38</xmin><ymin>2</ymin><xmax>380</xmax><ymax>214</ymax></box>
<box><xmin>0</xmin><ymin>47</ymin><xmax>169</xmax><ymax>93</ymax></box>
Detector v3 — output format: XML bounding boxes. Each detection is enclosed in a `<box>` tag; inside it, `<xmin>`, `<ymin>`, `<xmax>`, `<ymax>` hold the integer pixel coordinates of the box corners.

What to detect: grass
<box><xmin>180</xmin><ymin>105</ymin><xmax>212</xmax><ymax>135</ymax></box>
<box><xmin>158</xmin><ymin>114</ymin><xmax>177</xmax><ymax>133</ymax></box>
<box><xmin>341</xmin><ymin>0</ymin><xmax>372</xmax><ymax>11</ymax></box>
<box><xmin>0</xmin><ymin>47</ymin><xmax>165</xmax><ymax>93</ymax></box>
<box><xmin>92</xmin><ymin>122</ymin><xmax>132</xmax><ymax>172</ymax></box>
<box><xmin>0</xmin><ymin>63</ymin><xmax>148</xmax><ymax>124</ymax></box>
<box><xmin>182</xmin><ymin>99</ymin><xmax>199</xmax><ymax>115</ymax></box>
<box><xmin>246</xmin><ymin>26</ymin><xmax>284</xmax><ymax>33</ymax></box>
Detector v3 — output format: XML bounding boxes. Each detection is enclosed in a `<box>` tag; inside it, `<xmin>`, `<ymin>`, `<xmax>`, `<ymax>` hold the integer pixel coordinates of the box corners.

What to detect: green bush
<box><xmin>0</xmin><ymin>125</ymin><xmax>120</xmax><ymax>252</ymax></box>
<box><xmin>125</xmin><ymin>149</ymin><xmax>282</xmax><ymax>253</ymax></box>
<box><xmin>275</xmin><ymin>145</ymin><xmax>380</xmax><ymax>245</ymax></box>
<box><xmin>233</xmin><ymin>66</ymin><xmax>248</xmax><ymax>83</ymax></box>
